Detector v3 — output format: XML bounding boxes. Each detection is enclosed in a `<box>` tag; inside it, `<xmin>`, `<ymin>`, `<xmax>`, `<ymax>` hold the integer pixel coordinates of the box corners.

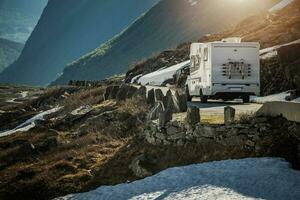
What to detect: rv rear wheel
<box><xmin>242</xmin><ymin>95</ymin><xmax>250</xmax><ymax>103</ymax></box>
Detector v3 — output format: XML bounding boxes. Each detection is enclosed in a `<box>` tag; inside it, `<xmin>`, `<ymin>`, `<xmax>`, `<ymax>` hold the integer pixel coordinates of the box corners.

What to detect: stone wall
<box><xmin>143</xmin><ymin>116</ymin><xmax>300</xmax><ymax>160</ymax></box>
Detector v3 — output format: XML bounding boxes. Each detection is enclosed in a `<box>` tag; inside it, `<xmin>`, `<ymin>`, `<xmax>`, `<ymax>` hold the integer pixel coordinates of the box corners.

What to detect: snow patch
<box><xmin>251</xmin><ymin>92</ymin><xmax>300</xmax><ymax>104</ymax></box>
<box><xmin>55</xmin><ymin>158</ymin><xmax>300</xmax><ymax>200</ymax></box>
<box><xmin>0</xmin><ymin>107</ymin><xmax>62</xmax><ymax>138</ymax></box>
<box><xmin>260</xmin><ymin>39</ymin><xmax>300</xmax><ymax>59</ymax></box>
<box><xmin>138</xmin><ymin>60</ymin><xmax>190</xmax><ymax>86</ymax></box>
<box><xmin>20</xmin><ymin>91</ymin><xmax>29</xmax><ymax>98</ymax></box>
<box><xmin>269</xmin><ymin>0</ymin><xmax>294</xmax><ymax>12</ymax></box>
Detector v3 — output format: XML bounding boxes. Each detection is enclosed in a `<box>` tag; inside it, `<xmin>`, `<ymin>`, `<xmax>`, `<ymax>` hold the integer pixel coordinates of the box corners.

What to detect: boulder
<box><xmin>158</xmin><ymin>109</ymin><xmax>173</xmax><ymax>128</ymax></box>
<box><xmin>148</xmin><ymin>102</ymin><xmax>164</xmax><ymax>120</ymax></box>
<box><xmin>186</xmin><ymin>107</ymin><xmax>200</xmax><ymax>127</ymax></box>
<box><xmin>116</xmin><ymin>85</ymin><xmax>128</xmax><ymax>101</ymax></box>
<box><xmin>129</xmin><ymin>155</ymin><xmax>152</xmax><ymax>178</ymax></box>
<box><xmin>200</xmin><ymin>126</ymin><xmax>216</xmax><ymax>138</ymax></box>
<box><xmin>172</xmin><ymin>91</ymin><xmax>187</xmax><ymax>113</ymax></box>
<box><xmin>134</xmin><ymin>86</ymin><xmax>147</xmax><ymax>99</ymax></box>
<box><xmin>154</xmin><ymin>89</ymin><xmax>164</xmax><ymax>102</ymax></box>
<box><xmin>103</xmin><ymin>86</ymin><xmax>113</xmax><ymax>100</ymax></box>
<box><xmin>126</xmin><ymin>86</ymin><xmax>138</xmax><ymax>99</ymax></box>
<box><xmin>224</xmin><ymin>106</ymin><xmax>235</xmax><ymax>125</ymax></box>
<box><xmin>147</xmin><ymin>89</ymin><xmax>155</xmax><ymax>106</ymax></box>
<box><xmin>162</xmin><ymin>90</ymin><xmax>174</xmax><ymax>111</ymax></box>
<box><xmin>109</xmin><ymin>86</ymin><xmax>120</xmax><ymax>99</ymax></box>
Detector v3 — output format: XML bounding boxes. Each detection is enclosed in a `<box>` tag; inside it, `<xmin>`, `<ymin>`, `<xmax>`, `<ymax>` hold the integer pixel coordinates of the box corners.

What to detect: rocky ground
<box><xmin>0</xmin><ymin>82</ymin><xmax>299</xmax><ymax>200</ymax></box>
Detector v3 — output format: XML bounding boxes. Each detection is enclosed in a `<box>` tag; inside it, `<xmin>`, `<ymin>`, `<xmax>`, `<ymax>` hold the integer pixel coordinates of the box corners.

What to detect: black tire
<box><xmin>200</xmin><ymin>96</ymin><xmax>208</xmax><ymax>103</ymax></box>
<box><xmin>242</xmin><ymin>95</ymin><xmax>250</xmax><ymax>103</ymax></box>
<box><xmin>186</xmin><ymin>86</ymin><xmax>192</xmax><ymax>101</ymax></box>
<box><xmin>200</xmin><ymin>89</ymin><xmax>208</xmax><ymax>103</ymax></box>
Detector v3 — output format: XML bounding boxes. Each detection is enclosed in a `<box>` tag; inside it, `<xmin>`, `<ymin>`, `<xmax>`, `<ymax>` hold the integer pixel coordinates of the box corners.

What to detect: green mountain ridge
<box><xmin>53</xmin><ymin>0</ymin><xmax>279</xmax><ymax>85</ymax></box>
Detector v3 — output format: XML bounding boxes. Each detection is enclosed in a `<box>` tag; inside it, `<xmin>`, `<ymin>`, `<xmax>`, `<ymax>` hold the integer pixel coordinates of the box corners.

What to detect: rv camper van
<box><xmin>186</xmin><ymin>38</ymin><xmax>260</xmax><ymax>103</ymax></box>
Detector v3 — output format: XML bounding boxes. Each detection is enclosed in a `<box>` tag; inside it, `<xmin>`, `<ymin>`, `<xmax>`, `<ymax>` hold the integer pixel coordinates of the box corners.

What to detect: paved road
<box><xmin>189</xmin><ymin>98</ymin><xmax>262</xmax><ymax>116</ymax></box>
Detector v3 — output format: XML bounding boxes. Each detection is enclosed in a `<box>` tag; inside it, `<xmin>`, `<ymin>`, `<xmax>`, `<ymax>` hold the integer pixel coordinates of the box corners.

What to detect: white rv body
<box><xmin>186</xmin><ymin>40</ymin><xmax>260</xmax><ymax>102</ymax></box>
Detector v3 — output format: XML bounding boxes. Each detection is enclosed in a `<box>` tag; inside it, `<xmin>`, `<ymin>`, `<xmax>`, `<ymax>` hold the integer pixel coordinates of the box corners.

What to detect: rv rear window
<box><xmin>204</xmin><ymin>47</ymin><xmax>208</xmax><ymax>61</ymax></box>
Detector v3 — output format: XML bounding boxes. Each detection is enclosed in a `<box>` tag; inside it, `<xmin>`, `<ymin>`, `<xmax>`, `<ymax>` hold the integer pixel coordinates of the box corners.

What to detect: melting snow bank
<box><xmin>0</xmin><ymin>107</ymin><xmax>62</xmax><ymax>138</ymax></box>
<box><xmin>259</xmin><ymin>39</ymin><xmax>300</xmax><ymax>59</ymax></box>
<box><xmin>269</xmin><ymin>0</ymin><xmax>294</xmax><ymax>12</ymax></box>
<box><xmin>55</xmin><ymin>158</ymin><xmax>300</xmax><ymax>200</ymax></box>
<box><xmin>251</xmin><ymin>92</ymin><xmax>300</xmax><ymax>104</ymax></box>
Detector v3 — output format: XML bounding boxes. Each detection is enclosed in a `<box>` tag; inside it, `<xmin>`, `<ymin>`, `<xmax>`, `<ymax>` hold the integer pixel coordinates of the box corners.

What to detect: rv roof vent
<box><xmin>221</xmin><ymin>37</ymin><xmax>242</xmax><ymax>43</ymax></box>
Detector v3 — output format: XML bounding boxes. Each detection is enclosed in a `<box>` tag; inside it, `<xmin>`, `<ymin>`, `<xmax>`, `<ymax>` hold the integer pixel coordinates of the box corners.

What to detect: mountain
<box><xmin>0</xmin><ymin>38</ymin><xmax>23</xmax><ymax>73</ymax></box>
<box><xmin>0</xmin><ymin>0</ymin><xmax>160</xmax><ymax>86</ymax></box>
<box><xmin>126</xmin><ymin>0</ymin><xmax>300</xmax><ymax>95</ymax></box>
<box><xmin>0</xmin><ymin>0</ymin><xmax>48</xmax><ymax>43</ymax></box>
<box><xmin>52</xmin><ymin>0</ymin><xmax>280</xmax><ymax>85</ymax></box>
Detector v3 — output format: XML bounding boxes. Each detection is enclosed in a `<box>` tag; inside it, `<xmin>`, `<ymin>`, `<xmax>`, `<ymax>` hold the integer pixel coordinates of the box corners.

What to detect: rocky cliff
<box><xmin>0</xmin><ymin>0</ymin><xmax>159</xmax><ymax>86</ymax></box>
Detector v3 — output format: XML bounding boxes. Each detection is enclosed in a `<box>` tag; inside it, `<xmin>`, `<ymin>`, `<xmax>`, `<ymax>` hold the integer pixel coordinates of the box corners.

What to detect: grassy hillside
<box><xmin>0</xmin><ymin>38</ymin><xmax>23</xmax><ymax>73</ymax></box>
<box><xmin>0</xmin><ymin>0</ymin><xmax>160</xmax><ymax>86</ymax></box>
<box><xmin>53</xmin><ymin>0</ymin><xmax>279</xmax><ymax>85</ymax></box>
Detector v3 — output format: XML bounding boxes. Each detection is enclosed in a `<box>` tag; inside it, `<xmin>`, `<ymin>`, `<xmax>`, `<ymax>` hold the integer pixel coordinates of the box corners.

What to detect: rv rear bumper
<box><xmin>211</xmin><ymin>84</ymin><xmax>260</xmax><ymax>96</ymax></box>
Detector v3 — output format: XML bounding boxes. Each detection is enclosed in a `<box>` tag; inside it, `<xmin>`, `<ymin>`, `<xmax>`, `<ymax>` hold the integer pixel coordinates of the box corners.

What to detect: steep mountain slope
<box><xmin>0</xmin><ymin>0</ymin><xmax>47</xmax><ymax>43</ymax></box>
<box><xmin>53</xmin><ymin>0</ymin><xmax>279</xmax><ymax>85</ymax></box>
<box><xmin>126</xmin><ymin>0</ymin><xmax>300</xmax><ymax>95</ymax></box>
<box><xmin>0</xmin><ymin>0</ymin><xmax>160</xmax><ymax>86</ymax></box>
<box><xmin>0</xmin><ymin>38</ymin><xmax>23</xmax><ymax>73</ymax></box>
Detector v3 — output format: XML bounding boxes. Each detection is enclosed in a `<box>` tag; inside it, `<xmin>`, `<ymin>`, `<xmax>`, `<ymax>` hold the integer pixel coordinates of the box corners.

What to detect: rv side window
<box><xmin>190</xmin><ymin>56</ymin><xmax>195</xmax><ymax>72</ymax></box>
<box><xmin>204</xmin><ymin>47</ymin><xmax>208</xmax><ymax>61</ymax></box>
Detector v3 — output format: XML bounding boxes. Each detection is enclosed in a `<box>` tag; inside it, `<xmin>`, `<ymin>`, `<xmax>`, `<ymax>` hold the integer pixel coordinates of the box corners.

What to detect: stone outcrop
<box><xmin>172</xmin><ymin>91</ymin><xmax>187</xmax><ymax>113</ymax></box>
<box><xmin>185</xmin><ymin>107</ymin><xmax>200</xmax><ymax>128</ymax></box>
<box><xmin>129</xmin><ymin>155</ymin><xmax>152</xmax><ymax>178</ymax></box>
<box><xmin>224</xmin><ymin>106</ymin><xmax>236</xmax><ymax>125</ymax></box>
<box><xmin>154</xmin><ymin>89</ymin><xmax>164</xmax><ymax>102</ymax></box>
<box><xmin>147</xmin><ymin>89</ymin><xmax>155</xmax><ymax>106</ymax></box>
<box><xmin>148</xmin><ymin>102</ymin><xmax>164</xmax><ymax>120</ymax></box>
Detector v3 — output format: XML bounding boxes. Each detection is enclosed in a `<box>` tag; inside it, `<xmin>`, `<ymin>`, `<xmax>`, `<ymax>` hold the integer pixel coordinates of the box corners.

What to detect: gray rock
<box><xmin>155</xmin><ymin>131</ymin><xmax>167</xmax><ymax>140</ymax></box>
<box><xmin>176</xmin><ymin>139</ymin><xmax>185</xmax><ymax>146</ymax></box>
<box><xmin>116</xmin><ymin>84</ymin><xmax>128</xmax><ymax>101</ymax></box>
<box><xmin>201</xmin><ymin>126</ymin><xmax>216</xmax><ymax>138</ymax></box>
<box><xmin>148</xmin><ymin>102</ymin><xmax>164</xmax><ymax>120</ymax></box>
<box><xmin>162</xmin><ymin>90</ymin><xmax>174</xmax><ymax>111</ymax></box>
<box><xmin>134</xmin><ymin>86</ymin><xmax>147</xmax><ymax>99</ymax></box>
<box><xmin>129</xmin><ymin>155</ymin><xmax>152</xmax><ymax>178</ymax></box>
<box><xmin>172</xmin><ymin>91</ymin><xmax>187</xmax><ymax>113</ymax></box>
<box><xmin>126</xmin><ymin>86</ymin><xmax>138</xmax><ymax>99</ymax></box>
<box><xmin>186</xmin><ymin>107</ymin><xmax>200</xmax><ymax>127</ymax></box>
<box><xmin>103</xmin><ymin>86</ymin><xmax>113</xmax><ymax>100</ymax></box>
<box><xmin>109</xmin><ymin>86</ymin><xmax>120</xmax><ymax>99</ymax></box>
<box><xmin>158</xmin><ymin>110</ymin><xmax>173</xmax><ymax>128</ymax></box>
<box><xmin>246</xmin><ymin>140</ymin><xmax>255</xmax><ymax>147</ymax></box>
<box><xmin>169</xmin><ymin>132</ymin><xmax>185</xmax><ymax>140</ymax></box>
<box><xmin>147</xmin><ymin>89</ymin><xmax>155</xmax><ymax>106</ymax></box>
<box><xmin>154</xmin><ymin>89</ymin><xmax>164</xmax><ymax>102</ymax></box>
<box><xmin>166</xmin><ymin>125</ymin><xmax>181</xmax><ymax>136</ymax></box>
<box><xmin>224</xmin><ymin>106</ymin><xmax>235</xmax><ymax>125</ymax></box>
